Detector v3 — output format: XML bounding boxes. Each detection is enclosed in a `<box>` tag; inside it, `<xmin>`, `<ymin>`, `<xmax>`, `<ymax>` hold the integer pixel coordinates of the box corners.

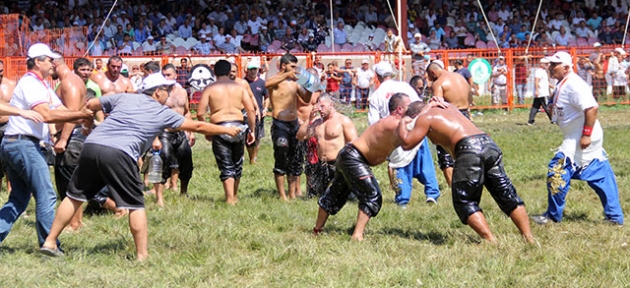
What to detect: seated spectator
<box><xmin>229</xmin><ymin>28</ymin><xmax>244</xmax><ymax>51</ymax></box>
<box><xmin>224</xmin><ymin>9</ymin><xmax>236</xmax><ymax>32</ymax></box>
<box><xmin>213</xmin><ymin>27</ymin><xmax>226</xmax><ymax>46</ymax></box>
<box><xmin>248</xmin><ymin>14</ymin><xmax>263</xmax><ymax>35</ymax></box>
<box><xmin>198</xmin><ymin>22</ymin><xmax>213</xmax><ymax>40</ymax></box>
<box><xmin>493</xmin><ymin>18</ymin><xmax>506</xmax><ymax>36</ymax></box>
<box><xmin>515</xmin><ymin>25</ymin><xmax>529</xmax><ymax>42</ymax></box>
<box><xmin>178</xmin><ymin>19</ymin><xmax>193</xmax><ymax>39</ymax></box>
<box><xmin>274</xmin><ymin>22</ymin><xmax>287</xmax><ymax>40</ymax></box>
<box><xmin>156</xmin><ymin>17</ymin><xmax>174</xmax><ymax>37</ymax></box>
<box><xmin>279</xmin><ymin>27</ymin><xmax>298</xmax><ymax>51</ymax></box>
<box><xmin>234</xmin><ymin>14</ymin><xmax>248</xmax><ymax>35</ymax></box>
<box><xmin>217</xmin><ymin>35</ymin><xmax>245</xmax><ymax>54</ymax></box>
<box><xmin>142</xmin><ymin>35</ymin><xmax>158</xmax><ymax>55</ymax></box>
<box><xmin>259</xmin><ymin>26</ymin><xmax>273</xmax><ymax>52</ymax></box>
<box><xmin>88</xmin><ymin>33</ymin><xmax>107</xmax><ymax>56</ymax></box>
<box><xmin>498</xmin><ymin>25</ymin><xmax>511</xmax><ymax>41</ymax></box>
<box><xmin>124</xmin><ymin>23</ymin><xmax>135</xmax><ymax>40</ymax></box>
<box><xmin>434</xmin><ymin>23</ymin><xmax>446</xmax><ymax>41</ymax></box>
<box><xmin>333</xmin><ymin>21</ymin><xmax>347</xmax><ymax>45</ymax></box>
<box><xmin>574</xmin><ymin>21</ymin><xmax>592</xmax><ymax>40</ymax></box>
<box><xmin>112</xmin><ymin>25</ymin><xmax>125</xmax><ymax>47</ymax></box>
<box><xmin>547</xmin><ymin>13</ymin><xmax>563</xmax><ymax>31</ymax></box>
<box><xmin>586</xmin><ymin>12</ymin><xmax>603</xmax><ymax>31</ymax></box>
<box><xmin>302</xmin><ymin>32</ymin><xmax>318</xmax><ymax>52</ymax></box>
<box><xmin>103</xmin><ymin>18</ymin><xmax>117</xmax><ymax>40</ymax></box>
<box><xmin>427</xmin><ymin>29</ymin><xmax>442</xmax><ymax>50</ymax></box>
<box><xmin>297</xmin><ymin>27</ymin><xmax>310</xmax><ymax>46</ymax></box>
<box><xmin>598</xmin><ymin>25</ymin><xmax>614</xmax><ymax>44</ymax></box>
<box><xmin>410</xmin><ymin>33</ymin><xmax>430</xmax><ymax>59</ymax></box>
<box><xmin>157</xmin><ymin>35</ymin><xmax>176</xmax><ymax>55</ymax></box>
<box><xmin>442</xmin><ymin>31</ymin><xmax>458</xmax><ymax>49</ymax></box>
<box><xmin>117</xmin><ymin>33</ymin><xmax>134</xmax><ymax>56</ymax></box>
<box><xmin>135</xmin><ymin>22</ymin><xmax>150</xmax><ymax>43</ymax></box>
<box><xmin>554</xmin><ymin>26</ymin><xmax>571</xmax><ymax>46</ymax></box>
<box><xmin>571</xmin><ymin>11</ymin><xmax>586</xmax><ymax>29</ymax></box>
<box><xmin>192</xmin><ymin>34</ymin><xmax>214</xmax><ymax>55</ymax></box>
<box><xmin>454</xmin><ymin>20</ymin><xmax>469</xmax><ymax>47</ymax></box>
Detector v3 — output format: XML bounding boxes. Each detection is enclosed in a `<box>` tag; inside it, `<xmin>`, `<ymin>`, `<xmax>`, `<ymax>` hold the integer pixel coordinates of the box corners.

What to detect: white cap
<box><xmin>247</xmin><ymin>58</ymin><xmax>261</xmax><ymax>69</ymax></box>
<box><xmin>361</xmin><ymin>59</ymin><xmax>369</xmax><ymax>64</ymax></box>
<box><xmin>593</xmin><ymin>42</ymin><xmax>602</xmax><ymax>47</ymax></box>
<box><xmin>27</xmin><ymin>43</ymin><xmax>61</xmax><ymax>59</ymax></box>
<box><xmin>369</xmin><ymin>33</ymin><xmax>374</xmax><ymax>37</ymax></box>
<box><xmin>138</xmin><ymin>72</ymin><xmax>176</xmax><ymax>93</ymax></box>
<box><xmin>431</xmin><ymin>59</ymin><xmax>444</xmax><ymax>69</ymax></box>
<box><xmin>615</xmin><ymin>47</ymin><xmax>627</xmax><ymax>55</ymax></box>
<box><xmin>543</xmin><ymin>51</ymin><xmax>573</xmax><ymax>67</ymax></box>
<box><xmin>414</xmin><ymin>33</ymin><xmax>422</xmax><ymax>38</ymax></box>
<box><xmin>290</xmin><ymin>20</ymin><xmax>297</xmax><ymax>25</ymax></box>
<box><xmin>147</xmin><ymin>35</ymin><xmax>154</xmax><ymax>40</ymax></box>
<box><xmin>373</xmin><ymin>61</ymin><xmax>393</xmax><ymax>76</ymax></box>
<box><xmin>200</xmin><ymin>34</ymin><xmax>207</xmax><ymax>38</ymax></box>
<box><xmin>121</xmin><ymin>63</ymin><xmax>129</xmax><ymax>73</ymax></box>
<box><xmin>308</xmin><ymin>32</ymin><xmax>314</xmax><ymax>37</ymax></box>
<box><xmin>225</xmin><ymin>34</ymin><xmax>232</xmax><ymax>38</ymax></box>
<box><xmin>540</xmin><ymin>58</ymin><xmax>550</xmax><ymax>64</ymax></box>
<box><xmin>409</xmin><ymin>23</ymin><xmax>414</xmax><ymax>29</ymax></box>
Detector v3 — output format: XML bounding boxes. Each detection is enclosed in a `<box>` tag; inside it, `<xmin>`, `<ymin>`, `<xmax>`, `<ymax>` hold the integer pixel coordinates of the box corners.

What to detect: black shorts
<box><xmin>212</xmin><ymin>121</ymin><xmax>246</xmax><ymax>181</ymax></box>
<box><xmin>307</xmin><ymin>160</ymin><xmax>336</xmax><ymax>198</ymax></box>
<box><xmin>66</xmin><ymin>143</ymin><xmax>145</xmax><ymax>210</ymax></box>
<box><xmin>158</xmin><ymin>131</ymin><xmax>193</xmax><ymax>182</ymax></box>
<box><xmin>318</xmin><ymin>144</ymin><xmax>383</xmax><ymax>218</ymax></box>
<box><xmin>271</xmin><ymin>118</ymin><xmax>303</xmax><ymax>176</ymax></box>
<box><xmin>437</xmin><ymin>109</ymin><xmax>471</xmax><ymax>169</ymax></box>
<box><xmin>245</xmin><ymin>118</ymin><xmax>265</xmax><ymax>148</ymax></box>
<box><xmin>451</xmin><ymin>134</ymin><xmax>524</xmax><ymax>224</ymax></box>
<box><xmin>54</xmin><ymin>125</ymin><xmax>86</xmax><ymax>199</ymax></box>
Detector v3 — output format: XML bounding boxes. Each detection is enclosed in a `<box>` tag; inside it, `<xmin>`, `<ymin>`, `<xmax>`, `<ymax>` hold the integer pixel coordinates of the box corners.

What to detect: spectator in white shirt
<box><xmin>497</xmin><ymin>4</ymin><xmax>511</xmax><ymax>21</ymax></box>
<box><xmin>213</xmin><ymin>27</ymin><xmax>226</xmax><ymax>46</ymax></box>
<box><xmin>547</xmin><ymin>13</ymin><xmax>563</xmax><ymax>31</ymax></box>
<box><xmin>554</xmin><ymin>26</ymin><xmax>571</xmax><ymax>46</ymax></box>
<box><xmin>142</xmin><ymin>35</ymin><xmax>158</xmax><ymax>54</ymax></box>
<box><xmin>574</xmin><ymin>21</ymin><xmax>592</xmax><ymax>40</ymax></box>
<box><xmin>234</xmin><ymin>14</ymin><xmax>248</xmax><ymax>35</ymax></box>
<box><xmin>248</xmin><ymin>14</ymin><xmax>263</xmax><ymax>34</ymax></box>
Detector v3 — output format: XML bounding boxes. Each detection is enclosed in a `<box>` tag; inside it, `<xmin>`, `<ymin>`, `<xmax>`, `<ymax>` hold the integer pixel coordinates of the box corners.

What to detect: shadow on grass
<box><xmin>563</xmin><ymin>212</ymin><xmax>590</xmax><ymax>223</ymax></box>
<box><xmin>378</xmin><ymin>228</ymin><xmax>451</xmax><ymax>245</ymax></box>
<box><xmin>245</xmin><ymin>188</ymin><xmax>277</xmax><ymax>199</ymax></box>
<box><xmin>188</xmin><ymin>195</ymin><xmax>217</xmax><ymax>202</ymax></box>
<box><xmin>84</xmin><ymin>239</ymin><xmax>128</xmax><ymax>256</ymax></box>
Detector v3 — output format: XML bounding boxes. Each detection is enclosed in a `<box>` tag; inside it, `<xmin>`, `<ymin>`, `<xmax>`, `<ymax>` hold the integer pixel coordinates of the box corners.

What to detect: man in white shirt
<box><xmin>368</xmin><ymin>61</ymin><xmax>440</xmax><ymax>207</ymax></box>
<box><xmin>553</xmin><ymin>26</ymin><xmax>571</xmax><ymax>46</ymax></box>
<box><xmin>528</xmin><ymin>58</ymin><xmax>551</xmax><ymax>125</ymax></box>
<box><xmin>248</xmin><ymin>14</ymin><xmax>263</xmax><ymax>35</ymax></box>
<box><xmin>607</xmin><ymin>48</ymin><xmax>627</xmax><ymax>99</ymax></box>
<box><xmin>142</xmin><ymin>35</ymin><xmax>158</xmax><ymax>55</ymax></box>
<box><xmin>491</xmin><ymin>56</ymin><xmax>508</xmax><ymax>105</ymax></box>
<box><xmin>354</xmin><ymin>59</ymin><xmax>374</xmax><ymax>109</ymax></box>
<box><xmin>531</xmin><ymin>51</ymin><xmax>624</xmax><ymax>226</ymax></box>
<box><xmin>0</xmin><ymin>43</ymin><xmax>92</xmax><ymax>250</ymax></box>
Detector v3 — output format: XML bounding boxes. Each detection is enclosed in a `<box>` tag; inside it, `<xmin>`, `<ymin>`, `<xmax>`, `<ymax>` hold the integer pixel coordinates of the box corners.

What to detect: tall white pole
<box><xmin>330</xmin><ymin>0</ymin><xmax>335</xmax><ymax>53</ymax></box>
<box><xmin>397</xmin><ymin>0</ymin><xmax>403</xmax><ymax>81</ymax></box>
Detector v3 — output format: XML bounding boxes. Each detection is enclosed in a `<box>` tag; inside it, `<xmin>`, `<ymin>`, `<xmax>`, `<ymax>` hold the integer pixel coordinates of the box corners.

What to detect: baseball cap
<box><xmin>543</xmin><ymin>51</ymin><xmax>573</xmax><ymax>67</ymax></box>
<box><xmin>121</xmin><ymin>63</ymin><xmax>129</xmax><ymax>73</ymax></box>
<box><xmin>593</xmin><ymin>42</ymin><xmax>602</xmax><ymax>47</ymax></box>
<box><xmin>308</xmin><ymin>32</ymin><xmax>314</xmax><ymax>37</ymax></box>
<box><xmin>147</xmin><ymin>35</ymin><xmax>154</xmax><ymax>40</ymax></box>
<box><xmin>373</xmin><ymin>61</ymin><xmax>393</xmax><ymax>76</ymax></box>
<box><xmin>138</xmin><ymin>72</ymin><xmax>176</xmax><ymax>93</ymax></box>
<box><xmin>540</xmin><ymin>58</ymin><xmax>550</xmax><ymax>64</ymax></box>
<box><xmin>615</xmin><ymin>47</ymin><xmax>627</xmax><ymax>55</ymax></box>
<box><xmin>27</xmin><ymin>43</ymin><xmax>62</xmax><ymax>59</ymax></box>
<box><xmin>431</xmin><ymin>59</ymin><xmax>445</xmax><ymax>69</ymax></box>
<box><xmin>369</xmin><ymin>33</ymin><xmax>374</xmax><ymax>37</ymax></box>
<box><xmin>414</xmin><ymin>33</ymin><xmax>422</xmax><ymax>38</ymax></box>
<box><xmin>247</xmin><ymin>58</ymin><xmax>261</xmax><ymax>69</ymax></box>
<box><xmin>361</xmin><ymin>59</ymin><xmax>369</xmax><ymax>64</ymax></box>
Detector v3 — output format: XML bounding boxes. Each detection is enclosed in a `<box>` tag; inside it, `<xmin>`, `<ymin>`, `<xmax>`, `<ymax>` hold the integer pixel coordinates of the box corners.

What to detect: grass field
<box><xmin>1</xmin><ymin>107</ymin><xmax>630</xmax><ymax>287</ymax></box>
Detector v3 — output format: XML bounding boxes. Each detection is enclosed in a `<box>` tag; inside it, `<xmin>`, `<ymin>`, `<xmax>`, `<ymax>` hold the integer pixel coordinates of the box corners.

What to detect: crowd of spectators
<box><xmin>3</xmin><ymin>0</ymin><xmax>630</xmax><ymax>57</ymax></box>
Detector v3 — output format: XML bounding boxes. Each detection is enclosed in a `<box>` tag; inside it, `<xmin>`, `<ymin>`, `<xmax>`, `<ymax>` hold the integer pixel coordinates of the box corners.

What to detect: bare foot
<box><xmin>156</xmin><ymin>200</ymin><xmax>165</xmax><ymax>207</ymax></box>
<box><xmin>280</xmin><ymin>196</ymin><xmax>289</xmax><ymax>201</ymax></box>
<box><xmin>351</xmin><ymin>235</ymin><xmax>364</xmax><ymax>241</ymax></box>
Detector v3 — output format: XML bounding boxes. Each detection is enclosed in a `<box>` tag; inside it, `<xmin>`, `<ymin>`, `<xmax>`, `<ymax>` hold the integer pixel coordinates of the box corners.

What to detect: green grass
<box><xmin>2</xmin><ymin>107</ymin><xmax>630</xmax><ymax>287</ymax></box>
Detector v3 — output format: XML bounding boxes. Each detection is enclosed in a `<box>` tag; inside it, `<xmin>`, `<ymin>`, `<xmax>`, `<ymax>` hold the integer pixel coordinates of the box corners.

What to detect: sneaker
<box><xmin>531</xmin><ymin>214</ymin><xmax>551</xmax><ymax>225</ymax></box>
<box><xmin>604</xmin><ymin>218</ymin><xmax>624</xmax><ymax>226</ymax></box>
<box><xmin>398</xmin><ymin>204</ymin><xmax>407</xmax><ymax>210</ymax></box>
<box><xmin>526</xmin><ymin>122</ymin><xmax>535</xmax><ymax>126</ymax></box>
<box><xmin>426</xmin><ymin>197</ymin><xmax>437</xmax><ymax>204</ymax></box>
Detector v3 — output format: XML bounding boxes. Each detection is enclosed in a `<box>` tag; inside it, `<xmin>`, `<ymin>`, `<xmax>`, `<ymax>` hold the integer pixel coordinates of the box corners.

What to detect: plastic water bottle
<box><xmin>147</xmin><ymin>151</ymin><xmax>163</xmax><ymax>183</ymax></box>
<box><xmin>295</xmin><ymin>66</ymin><xmax>320</xmax><ymax>93</ymax></box>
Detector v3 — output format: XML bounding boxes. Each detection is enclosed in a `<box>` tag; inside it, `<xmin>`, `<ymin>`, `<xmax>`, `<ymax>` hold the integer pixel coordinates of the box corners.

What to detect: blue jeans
<box><xmin>544</xmin><ymin>152</ymin><xmax>624</xmax><ymax>224</ymax></box>
<box><xmin>393</xmin><ymin>138</ymin><xmax>441</xmax><ymax>205</ymax></box>
<box><xmin>0</xmin><ymin>137</ymin><xmax>58</xmax><ymax>246</ymax></box>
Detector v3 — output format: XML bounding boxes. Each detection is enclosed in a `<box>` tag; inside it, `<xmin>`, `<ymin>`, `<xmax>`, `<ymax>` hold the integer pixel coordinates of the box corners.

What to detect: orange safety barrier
<box><xmin>2</xmin><ymin>46</ymin><xmax>629</xmax><ymax>112</ymax></box>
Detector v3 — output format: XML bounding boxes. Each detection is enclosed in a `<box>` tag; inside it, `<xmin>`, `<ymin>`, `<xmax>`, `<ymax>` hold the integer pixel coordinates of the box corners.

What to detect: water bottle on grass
<box><xmin>147</xmin><ymin>150</ymin><xmax>163</xmax><ymax>183</ymax></box>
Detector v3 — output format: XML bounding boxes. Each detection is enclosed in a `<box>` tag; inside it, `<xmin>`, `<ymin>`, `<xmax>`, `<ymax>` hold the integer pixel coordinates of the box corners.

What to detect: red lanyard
<box><xmin>552</xmin><ymin>74</ymin><xmax>570</xmax><ymax>105</ymax></box>
<box><xmin>26</xmin><ymin>71</ymin><xmax>54</xmax><ymax>104</ymax></box>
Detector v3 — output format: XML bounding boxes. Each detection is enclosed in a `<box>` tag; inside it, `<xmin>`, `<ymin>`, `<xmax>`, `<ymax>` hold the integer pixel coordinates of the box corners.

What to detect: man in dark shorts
<box><xmin>313</xmin><ymin>93</ymin><xmax>410</xmax><ymax>241</ymax></box>
<box><xmin>244</xmin><ymin>59</ymin><xmax>269</xmax><ymax>164</ymax></box>
<box><xmin>398</xmin><ymin>101</ymin><xmax>535</xmax><ymax>243</ymax></box>
<box><xmin>40</xmin><ymin>73</ymin><xmax>243</xmax><ymax>260</ymax></box>
<box><xmin>265</xmin><ymin>53</ymin><xmax>312</xmax><ymax>200</ymax></box>
<box><xmin>426</xmin><ymin>61</ymin><xmax>473</xmax><ymax>187</ymax></box>
<box><xmin>197</xmin><ymin>60</ymin><xmax>256</xmax><ymax>205</ymax></box>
